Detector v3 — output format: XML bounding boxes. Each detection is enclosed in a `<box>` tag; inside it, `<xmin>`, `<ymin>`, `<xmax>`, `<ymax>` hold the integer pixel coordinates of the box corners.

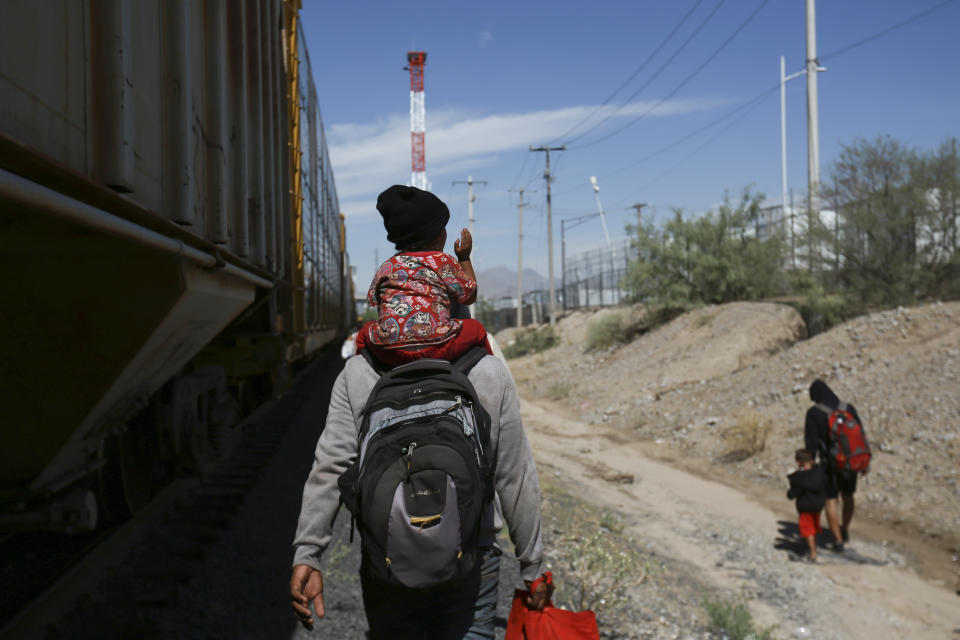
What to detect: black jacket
<box><xmin>803</xmin><ymin>380</ymin><xmax>865</xmax><ymax>464</ymax></box>
<box><xmin>787</xmin><ymin>464</ymin><xmax>827</xmax><ymax>513</ymax></box>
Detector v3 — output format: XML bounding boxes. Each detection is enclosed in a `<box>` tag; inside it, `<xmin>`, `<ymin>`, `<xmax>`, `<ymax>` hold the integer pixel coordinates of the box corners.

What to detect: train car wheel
<box><xmin>97</xmin><ymin>425</ymin><xmax>156</xmax><ymax>522</ymax></box>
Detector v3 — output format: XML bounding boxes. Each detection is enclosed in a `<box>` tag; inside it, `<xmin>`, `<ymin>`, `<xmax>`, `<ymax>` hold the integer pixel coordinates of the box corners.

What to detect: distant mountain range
<box><xmin>476</xmin><ymin>266</ymin><xmax>547</xmax><ymax>298</ymax></box>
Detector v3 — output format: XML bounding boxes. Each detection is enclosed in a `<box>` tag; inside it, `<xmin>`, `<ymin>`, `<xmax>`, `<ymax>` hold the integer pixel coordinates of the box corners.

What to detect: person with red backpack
<box><xmin>804</xmin><ymin>379</ymin><xmax>871</xmax><ymax>552</ymax></box>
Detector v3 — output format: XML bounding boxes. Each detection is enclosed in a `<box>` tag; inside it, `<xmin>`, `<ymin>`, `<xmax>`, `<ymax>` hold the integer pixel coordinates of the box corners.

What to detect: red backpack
<box><xmin>818</xmin><ymin>402</ymin><xmax>871</xmax><ymax>472</ymax></box>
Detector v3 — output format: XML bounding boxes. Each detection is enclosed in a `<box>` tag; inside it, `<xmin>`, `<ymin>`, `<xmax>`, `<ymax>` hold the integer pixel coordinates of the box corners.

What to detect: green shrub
<box><xmin>790</xmin><ymin>293</ymin><xmax>853</xmax><ymax>336</ymax></box>
<box><xmin>584</xmin><ymin>308</ymin><xmax>657</xmax><ymax>351</ymax></box>
<box><xmin>703</xmin><ymin>595</ymin><xmax>776</xmax><ymax>640</ymax></box>
<box><xmin>585</xmin><ymin>312</ymin><xmax>629</xmax><ymax>351</ymax></box>
<box><xmin>646</xmin><ymin>303</ymin><xmax>695</xmax><ymax>330</ymax></box>
<box><xmin>502</xmin><ymin>326</ymin><xmax>558</xmax><ymax>359</ymax></box>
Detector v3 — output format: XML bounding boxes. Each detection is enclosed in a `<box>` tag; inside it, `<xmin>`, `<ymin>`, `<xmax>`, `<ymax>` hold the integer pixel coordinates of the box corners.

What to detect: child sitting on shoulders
<box><xmin>787</xmin><ymin>448</ymin><xmax>827</xmax><ymax>563</ymax></box>
<box><xmin>355</xmin><ymin>185</ymin><xmax>491</xmax><ymax>366</ymax></box>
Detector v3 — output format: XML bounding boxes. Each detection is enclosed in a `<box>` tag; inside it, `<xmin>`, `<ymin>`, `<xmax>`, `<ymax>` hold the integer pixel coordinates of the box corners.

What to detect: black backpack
<box><xmin>337</xmin><ymin>346</ymin><xmax>495</xmax><ymax>589</ymax></box>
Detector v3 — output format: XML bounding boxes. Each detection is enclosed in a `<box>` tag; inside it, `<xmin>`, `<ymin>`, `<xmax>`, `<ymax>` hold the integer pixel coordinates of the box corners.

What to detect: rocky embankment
<box><xmin>502</xmin><ymin>301</ymin><xmax>960</xmax><ymax>570</ymax></box>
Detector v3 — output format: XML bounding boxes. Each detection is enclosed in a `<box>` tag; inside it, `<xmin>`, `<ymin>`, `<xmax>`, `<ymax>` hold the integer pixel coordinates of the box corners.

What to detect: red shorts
<box><xmin>798</xmin><ymin>511</ymin><xmax>822</xmax><ymax>539</ymax></box>
<box><xmin>356</xmin><ymin>318</ymin><xmax>492</xmax><ymax>366</ymax></box>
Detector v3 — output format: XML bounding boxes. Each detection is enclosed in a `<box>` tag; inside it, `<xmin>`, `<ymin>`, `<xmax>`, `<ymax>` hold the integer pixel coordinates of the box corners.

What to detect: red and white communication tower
<box><xmin>406</xmin><ymin>51</ymin><xmax>427</xmax><ymax>190</ymax></box>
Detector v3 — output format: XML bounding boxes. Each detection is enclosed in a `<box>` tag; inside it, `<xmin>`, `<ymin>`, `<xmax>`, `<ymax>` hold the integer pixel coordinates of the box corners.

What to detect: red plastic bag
<box><xmin>505</xmin><ymin>572</ymin><xmax>599</xmax><ymax>640</ymax></box>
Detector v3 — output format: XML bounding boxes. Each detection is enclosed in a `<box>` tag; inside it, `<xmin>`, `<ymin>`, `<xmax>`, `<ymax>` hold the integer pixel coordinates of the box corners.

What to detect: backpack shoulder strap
<box><xmin>359</xmin><ymin>348</ymin><xmax>390</xmax><ymax>374</ymax></box>
<box><xmin>814</xmin><ymin>402</ymin><xmax>834</xmax><ymax>415</ymax></box>
<box><xmin>452</xmin><ymin>345</ymin><xmax>489</xmax><ymax>376</ymax></box>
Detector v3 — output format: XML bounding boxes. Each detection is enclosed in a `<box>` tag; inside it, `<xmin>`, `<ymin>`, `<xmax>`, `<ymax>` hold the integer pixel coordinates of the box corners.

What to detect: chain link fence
<box><xmin>561</xmin><ymin>239</ymin><xmax>637</xmax><ymax>310</ymax></box>
<box><xmin>476</xmin><ymin>240</ymin><xmax>638</xmax><ymax>332</ymax></box>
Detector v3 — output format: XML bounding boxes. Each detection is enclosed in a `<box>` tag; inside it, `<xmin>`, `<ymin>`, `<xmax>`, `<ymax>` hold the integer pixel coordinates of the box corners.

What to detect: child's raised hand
<box><xmin>454</xmin><ymin>228</ymin><xmax>472</xmax><ymax>261</ymax></box>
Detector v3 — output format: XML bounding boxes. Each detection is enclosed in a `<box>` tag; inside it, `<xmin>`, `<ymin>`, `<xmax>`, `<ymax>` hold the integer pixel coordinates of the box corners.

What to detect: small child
<box><xmin>787</xmin><ymin>448</ymin><xmax>826</xmax><ymax>563</ymax></box>
<box><xmin>355</xmin><ymin>185</ymin><xmax>491</xmax><ymax>366</ymax></box>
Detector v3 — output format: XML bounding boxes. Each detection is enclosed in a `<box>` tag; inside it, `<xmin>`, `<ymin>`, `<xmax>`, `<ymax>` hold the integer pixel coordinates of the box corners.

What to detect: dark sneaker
<box><xmin>804</xmin><ymin>555</ymin><xmax>817</xmax><ymax>564</ymax></box>
<box><xmin>829</xmin><ymin>542</ymin><xmax>845</xmax><ymax>553</ymax></box>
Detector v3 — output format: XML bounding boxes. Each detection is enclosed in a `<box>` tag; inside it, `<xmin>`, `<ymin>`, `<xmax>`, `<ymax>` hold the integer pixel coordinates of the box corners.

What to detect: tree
<box><xmin>824</xmin><ymin>135</ymin><xmax>960</xmax><ymax>306</ymax></box>
<box><xmin>625</xmin><ymin>188</ymin><xmax>786</xmax><ymax>307</ymax></box>
<box><xmin>913</xmin><ymin>137</ymin><xmax>960</xmax><ymax>298</ymax></box>
<box><xmin>823</xmin><ymin>136</ymin><xmax>925</xmax><ymax>306</ymax></box>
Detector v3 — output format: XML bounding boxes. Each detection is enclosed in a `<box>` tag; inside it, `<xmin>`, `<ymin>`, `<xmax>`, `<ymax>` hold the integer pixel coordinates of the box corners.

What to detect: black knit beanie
<box><xmin>376</xmin><ymin>185</ymin><xmax>450</xmax><ymax>250</ymax></box>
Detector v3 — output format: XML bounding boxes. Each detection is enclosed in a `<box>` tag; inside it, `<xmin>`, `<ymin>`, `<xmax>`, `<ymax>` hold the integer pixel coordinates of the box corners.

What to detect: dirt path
<box><xmin>520</xmin><ymin>395</ymin><xmax>959</xmax><ymax>640</ymax></box>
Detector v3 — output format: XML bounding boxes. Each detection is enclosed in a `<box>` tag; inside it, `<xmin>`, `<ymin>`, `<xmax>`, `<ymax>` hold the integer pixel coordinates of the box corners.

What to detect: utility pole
<box><xmin>631</xmin><ymin>202</ymin><xmax>648</xmax><ymax>233</ymax></box>
<box><xmin>529</xmin><ymin>145</ymin><xmax>565</xmax><ymax>325</ymax></box>
<box><xmin>806</xmin><ymin>0</ymin><xmax>821</xmax><ymax>220</ymax></box>
<box><xmin>452</xmin><ymin>176</ymin><xmax>487</xmax><ymax>239</ymax></box>
<box><xmin>508</xmin><ymin>187</ymin><xmax>527</xmax><ymax>328</ymax></box>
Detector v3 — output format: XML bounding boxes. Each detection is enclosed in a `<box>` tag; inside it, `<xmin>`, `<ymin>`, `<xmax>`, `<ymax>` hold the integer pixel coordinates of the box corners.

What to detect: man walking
<box><xmin>804</xmin><ymin>379</ymin><xmax>870</xmax><ymax>551</ymax></box>
<box><xmin>290</xmin><ymin>351</ymin><xmax>550</xmax><ymax>638</ymax></box>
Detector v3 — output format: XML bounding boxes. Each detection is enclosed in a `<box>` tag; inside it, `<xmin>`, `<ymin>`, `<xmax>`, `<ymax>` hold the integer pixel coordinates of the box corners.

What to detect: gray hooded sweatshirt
<box><xmin>292</xmin><ymin>353</ymin><xmax>545</xmax><ymax>583</ymax></box>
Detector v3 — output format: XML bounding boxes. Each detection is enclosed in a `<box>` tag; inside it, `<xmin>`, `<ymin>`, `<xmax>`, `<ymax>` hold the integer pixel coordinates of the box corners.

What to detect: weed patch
<box><xmin>585</xmin><ymin>312</ymin><xmax>630</xmax><ymax>351</ymax></box>
<box><xmin>546</xmin><ymin>382</ymin><xmax>571</xmax><ymax>401</ymax></box>
<box><xmin>719</xmin><ymin>409</ymin><xmax>771</xmax><ymax>462</ymax></box>
<box><xmin>692</xmin><ymin>311</ymin><xmax>716</xmax><ymax>328</ymax></box>
<box><xmin>503</xmin><ymin>326</ymin><xmax>558</xmax><ymax>359</ymax></box>
<box><xmin>703</xmin><ymin>595</ymin><xmax>776</xmax><ymax>640</ymax></box>
<box><xmin>540</xmin><ymin>481</ymin><xmax>648</xmax><ymax>617</ymax></box>
<box><xmin>584</xmin><ymin>308</ymin><xmax>652</xmax><ymax>351</ymax></box>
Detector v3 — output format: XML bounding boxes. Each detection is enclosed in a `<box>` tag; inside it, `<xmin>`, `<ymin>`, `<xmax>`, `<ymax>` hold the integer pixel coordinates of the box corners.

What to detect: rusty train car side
<box><xmin>0</xmin><ymin>0</ymin><xmax>352</xmax><ymax>530</ymax></box>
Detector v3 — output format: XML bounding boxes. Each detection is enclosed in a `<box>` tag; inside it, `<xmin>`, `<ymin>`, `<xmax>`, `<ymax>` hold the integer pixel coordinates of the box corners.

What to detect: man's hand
<box><xmin>454</xmin><ymin>228</ymin><xmax>472</xmax><ymax>262</ymax></box>
<box><xmin>523</xmin><ymin>576</ymin><xmax>554</xmax><ymax>611</ymax></box>
<box><xmin>290</xmin><ymin>564</ymin><xmax>325</xmax><ymax>630</ymax></box>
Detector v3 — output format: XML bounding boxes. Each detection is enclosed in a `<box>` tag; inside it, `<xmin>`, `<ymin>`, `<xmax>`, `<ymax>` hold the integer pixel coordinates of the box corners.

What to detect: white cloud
<box><xmin>479</xmin><ymin>29</ymin><xmax>493</xmax><ymax>46</ymax></box>
<box><xmin>327</xmin><ymin>97</ymin><xmax>732</xmax><ymax>204</ymax></box>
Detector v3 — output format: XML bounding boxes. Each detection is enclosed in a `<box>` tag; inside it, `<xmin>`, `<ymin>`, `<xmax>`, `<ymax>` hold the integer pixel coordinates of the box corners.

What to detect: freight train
<box><xmin>0</xmin><ymin>0</ymin><xmax>352</xmax><ymax>531</ymax></box>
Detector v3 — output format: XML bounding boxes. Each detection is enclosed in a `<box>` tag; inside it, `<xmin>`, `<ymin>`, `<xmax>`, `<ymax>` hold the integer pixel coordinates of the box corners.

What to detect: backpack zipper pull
<box><xmin>443</xmin><ymin>396</ymin><xmax>463</xmax><ymax>414</ymax></box>
<box><xmin>405</xmin><ymin>442</ymin><xmax>418</xmax><ymax>470</ymax></box>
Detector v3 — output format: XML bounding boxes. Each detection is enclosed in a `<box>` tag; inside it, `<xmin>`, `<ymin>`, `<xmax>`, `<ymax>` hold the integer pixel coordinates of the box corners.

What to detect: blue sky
<box><xmin>299</xmin><ymin>0</ymin><xmax>960</xmax><ymax>295</ymax></box>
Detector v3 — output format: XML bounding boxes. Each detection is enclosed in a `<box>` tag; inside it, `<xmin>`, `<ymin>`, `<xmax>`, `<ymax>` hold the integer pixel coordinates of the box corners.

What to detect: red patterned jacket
<box><xmin>366</xmin><ymin>251</ymin><xmax>478</xmax><ymax>350</ymax></box>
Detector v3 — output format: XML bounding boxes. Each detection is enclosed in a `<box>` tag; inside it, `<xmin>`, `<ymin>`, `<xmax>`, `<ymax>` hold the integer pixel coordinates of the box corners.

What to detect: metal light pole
<box><xmin>781</xmin><ymin>53</ymin><xmax>824</xmax><ymax>270</ymax></box>
<box><xmin>780</xmin><ymin>56</ymin><xmax>805</xmax><ymax>215</ymax></box>
<box><xmin>806</xmin><ymin>0</ymin><xmax>822</xmax><ymax>216</ymax></box>
<box><xmin>589</xmin><ymin>176</ymin><xmax>613</xmax><ymax>249</ymax></box>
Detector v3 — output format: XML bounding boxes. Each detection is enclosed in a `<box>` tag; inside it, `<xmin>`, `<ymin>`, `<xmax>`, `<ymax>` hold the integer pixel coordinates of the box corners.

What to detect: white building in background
<box><xmin>752</xmin><ymin>204</ymin><xmax>839</xmax><ymax>271</ymax></box>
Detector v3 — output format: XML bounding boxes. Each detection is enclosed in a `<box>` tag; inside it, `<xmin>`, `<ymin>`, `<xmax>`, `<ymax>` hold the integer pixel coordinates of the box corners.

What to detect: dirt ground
<box><xmin>501</xmin><ymin>301</ymin><xmax>960</xmax><ymax>639</ymax></box>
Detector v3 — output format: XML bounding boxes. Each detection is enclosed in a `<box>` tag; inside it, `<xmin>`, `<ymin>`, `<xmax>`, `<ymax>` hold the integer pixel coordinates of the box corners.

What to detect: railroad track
<box><xmin>0</xmin><ymin>352</ymin><xmax>342</xmax><ymax>640</ymax></box>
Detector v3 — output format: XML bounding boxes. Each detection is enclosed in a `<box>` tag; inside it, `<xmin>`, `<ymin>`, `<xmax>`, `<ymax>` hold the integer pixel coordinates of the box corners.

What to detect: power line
<box><xmin>626</xmin><ymin>1</ymin><xmax>959</xmax><ymax>193</ymax></box>
<box><xmin>544</xmin><ymin>0</ymin><xmax>950</xmax><ymax>211</ymax></box>
<box><xmin>553</xmin><ymin>82</ymin><xmax>780</xmax><ymax>199</ymax></box>
<box><xmin>508</xmin><ymin>151</ymin><xmax>531</xmax><ymax>191</ymax></box>
<box><xmin>550</xmin><ymin>0</ymin><xmax>707</xmax><ymax>145</ymax></box>
<box><xmin>579</xmin><ymin>1</ymin><xmax>954</xmax><ymax>188</ymax></box>
<box><xmin>563</xmin><ymin>0</ymin><xmax>728</xmax><ymax>146</ymax></box>
<box><xmin>632</xmin><ymin>89</ymin><xmax>774</xmax><ymax>195</ymax></box>
<box><xmin>820</xmin><ymin>0</ymin><xmax>959</xmax><ymax>61</ymax></box>
<box><xmin>572</xmin><ymin>0</ymin><xmax>772</xmax><ymax>150</ymax></box>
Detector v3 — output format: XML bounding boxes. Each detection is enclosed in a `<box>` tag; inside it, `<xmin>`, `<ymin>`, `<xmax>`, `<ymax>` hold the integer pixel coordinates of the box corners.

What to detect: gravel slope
<box><xmin>503</xmin><ymin>301</ymin><xmax>960</xmax><ymax>585</ymax></box>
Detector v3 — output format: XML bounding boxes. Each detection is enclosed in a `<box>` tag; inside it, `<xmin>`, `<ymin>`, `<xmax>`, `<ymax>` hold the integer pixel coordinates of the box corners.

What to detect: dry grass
<box><xmin>692</xmin><ymin>311</ymin><xmax>716</xmax><ymax>328</ymax></box>
<box><xmin>546</xmin><ymin>382</ymin><xmax>571</xmax><ymax>401</ymax></box>
<box><xmin>719</xmin><ymin>409</ymin><xmax>772</xmax><ymax>462</ymax></box>
<box><xmin>540</xmin><ymin>479</ymin><xmax>649</xmax><ymax>617</ymax></box>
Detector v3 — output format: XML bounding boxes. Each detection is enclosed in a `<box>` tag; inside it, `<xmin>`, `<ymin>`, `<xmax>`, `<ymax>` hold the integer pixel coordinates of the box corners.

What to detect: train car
<box><xmin>0</xmin><ymin>0</ymin><xmax>352</xmax><ymax>530</ymax></box>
